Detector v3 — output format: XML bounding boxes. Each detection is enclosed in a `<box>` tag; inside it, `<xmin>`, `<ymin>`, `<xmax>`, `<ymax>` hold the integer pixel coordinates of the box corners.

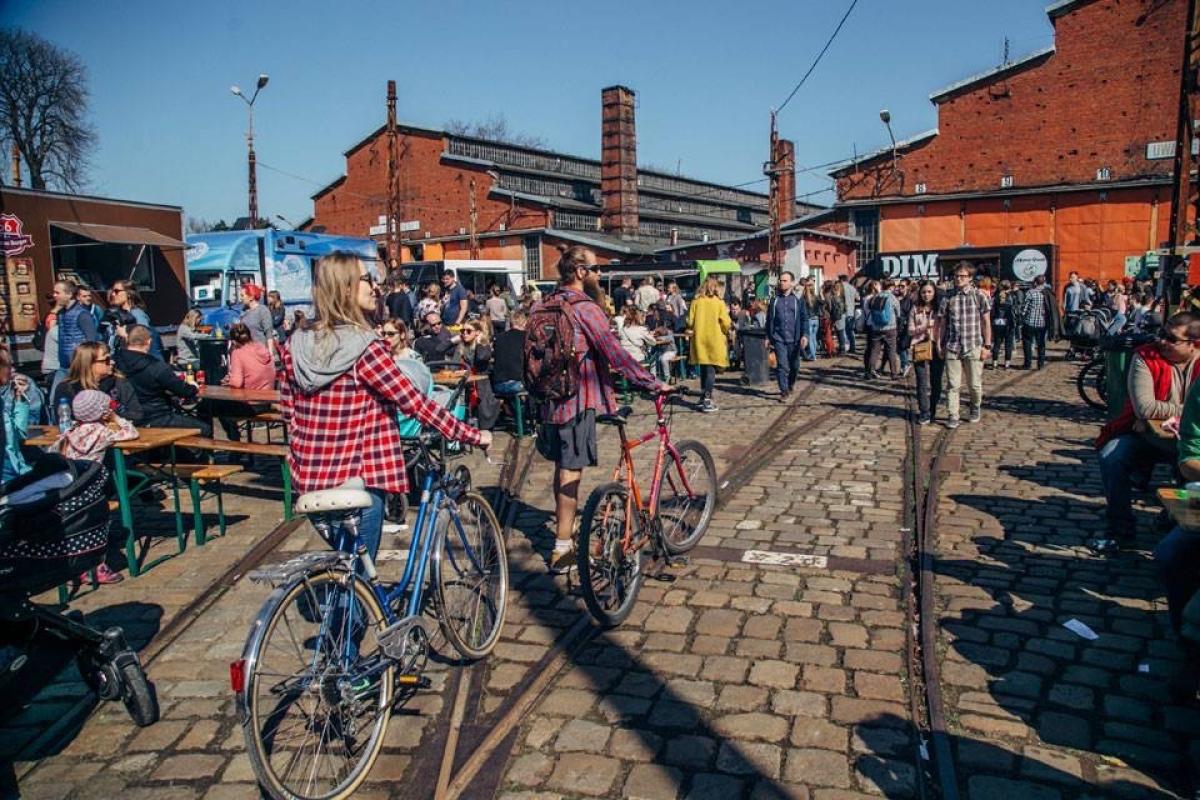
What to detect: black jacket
<box><xmin>491</xmin><ymin>328</ymin><xmax>525</xmax><ymax>385</ymax></box>
<box><xmin>386</xmin><ymin>291</ymin><xmax>414</xmax><ymax>328</ymax></box>
<box><xmin>52</xmin><ymin>375</ymin><xmax>144</xmax><ymax>425</ymax></box>
<box><xmin>115</xmin><ymin>348</ymin><xmax>198</xmax><ymax>424</ymax></box>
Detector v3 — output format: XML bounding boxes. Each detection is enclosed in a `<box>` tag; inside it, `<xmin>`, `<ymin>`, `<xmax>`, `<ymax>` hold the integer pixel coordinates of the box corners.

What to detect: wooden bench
<box><xmin>240</xmin><ymin>410</ymin><xmax>287</xmax><ymax>445</ymax></box>
<box><xmin>148</xmin><ymin>463</ymin><xmax>243</xmax><ymax>546</ymax></box>
<box><xmin>175</xmin><ymin>437</ymin><xmax>293</xmax><ymax>520</ymax></box>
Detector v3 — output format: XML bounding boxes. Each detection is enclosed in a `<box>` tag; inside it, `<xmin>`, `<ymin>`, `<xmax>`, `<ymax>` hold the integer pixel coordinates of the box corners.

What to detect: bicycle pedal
<box><xmin>395</xmin><ymin>673</ymin><xmax>431</xmax><ymax>689</ymax></box>
<box><xmin>665</xmin><ymin>555</ymin><xmax>690</xmax><ymax>569</ymax></box>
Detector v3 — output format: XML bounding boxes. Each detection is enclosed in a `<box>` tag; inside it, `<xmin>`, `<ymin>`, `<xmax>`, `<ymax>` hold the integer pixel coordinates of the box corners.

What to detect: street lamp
<box><xmin>879</xmin><ymin>108</ymin><xmax>898</xmax><ymax>173</ymax></box>
<box><xmin>231</xmin><ymin>74</ymin><xmax>270</xmax><ymax>228</ymax></box>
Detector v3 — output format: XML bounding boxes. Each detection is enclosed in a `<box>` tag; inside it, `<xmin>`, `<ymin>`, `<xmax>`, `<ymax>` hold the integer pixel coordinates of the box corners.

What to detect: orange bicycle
<box><xmin>578</xmin><ymin>390</ymin><xmax>717</xmax><ymax>627</ymax></box>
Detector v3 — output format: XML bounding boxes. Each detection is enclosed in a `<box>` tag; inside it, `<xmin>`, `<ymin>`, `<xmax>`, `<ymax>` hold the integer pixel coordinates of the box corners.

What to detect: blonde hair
<box><xmin>702</xmin><ymin>277</ymin><xmax>722</xmax><ymax>298</ymax></box>
<box><xmin>312</xmin><ymin>252</ymin><xmax>371</xmax><ymax>336</ymax></box>
<box><xmin>67</xmin><ymin>342</ymin><xmax>117</xmax><ymax>390</ymax></box>
<box><xmin>464</xmin><ymin>319</ymin><xmax>490</xmax><ymax>345</ymax></box>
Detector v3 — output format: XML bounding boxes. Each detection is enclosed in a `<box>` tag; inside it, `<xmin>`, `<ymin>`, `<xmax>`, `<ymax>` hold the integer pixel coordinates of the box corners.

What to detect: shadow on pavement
<box><xmin>940</xmin><ymin>491</ymin><xmax>1200</xmax><ymax>796</ymax></box>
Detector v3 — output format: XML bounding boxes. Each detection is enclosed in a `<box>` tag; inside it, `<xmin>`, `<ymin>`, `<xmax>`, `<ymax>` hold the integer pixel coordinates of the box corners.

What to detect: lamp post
<box><xmin>231</xmin><ymin>74</ymin><xmax>269</xmax><ymax>229</ymax></box>
<box><xmin>879</xmin><ymin>109</ymin><xmax>898</xmax><ymax>173</ymax></box>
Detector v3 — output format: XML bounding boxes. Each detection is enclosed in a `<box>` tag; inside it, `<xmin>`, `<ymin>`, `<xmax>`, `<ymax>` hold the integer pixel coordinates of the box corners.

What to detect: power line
<box><xmin>777</xmin><ymin>0</ymin><xmax>860</xmax><ymax>114</ymax></box>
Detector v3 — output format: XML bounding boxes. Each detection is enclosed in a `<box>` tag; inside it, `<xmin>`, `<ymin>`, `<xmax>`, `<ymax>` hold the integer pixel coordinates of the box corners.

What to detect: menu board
<box><xmin>3</xmin><ymin>257</ymin><xmax>38</xmax><ymax>333</ymax></box>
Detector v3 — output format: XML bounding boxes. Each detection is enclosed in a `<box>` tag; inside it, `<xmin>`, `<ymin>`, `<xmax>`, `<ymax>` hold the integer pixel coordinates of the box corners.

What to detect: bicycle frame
<box><xmin>609</xmin><ymin>394</ymin><xmax>698</xmax><ymax>548</ymax></box>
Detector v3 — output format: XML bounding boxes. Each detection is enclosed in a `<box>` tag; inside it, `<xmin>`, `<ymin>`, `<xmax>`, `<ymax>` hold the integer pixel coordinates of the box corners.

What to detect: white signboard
<box><xmin>1011</xmin><ymin>248</ymin><xmax>1049</xmax><ymax>281</ymax></box>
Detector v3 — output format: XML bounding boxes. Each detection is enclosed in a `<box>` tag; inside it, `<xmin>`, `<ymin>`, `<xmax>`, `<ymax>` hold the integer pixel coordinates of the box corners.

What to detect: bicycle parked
<box><xmin>577</xmin><ymin>389</ymin><xmax>717</xmax><ymax>627</ymax></box>
<box><xmin>232</xmin><ymin>433</ymin><xmax>507</xmax><ymax>800</ymax></box>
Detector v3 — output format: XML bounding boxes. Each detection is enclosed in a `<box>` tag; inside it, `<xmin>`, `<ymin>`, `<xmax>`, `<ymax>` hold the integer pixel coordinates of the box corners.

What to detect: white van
<box><xmin>399</xmin><ymin>260</ymin><xmax>526</xmax><ymax>299</ymax></box>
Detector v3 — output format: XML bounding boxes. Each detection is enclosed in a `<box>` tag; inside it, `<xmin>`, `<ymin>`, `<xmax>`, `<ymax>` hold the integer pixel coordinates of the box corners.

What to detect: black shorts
<box><xmin>536</xmin><ymin>410</ymin><xmax>598</xmax><ymax>470</ymax></box>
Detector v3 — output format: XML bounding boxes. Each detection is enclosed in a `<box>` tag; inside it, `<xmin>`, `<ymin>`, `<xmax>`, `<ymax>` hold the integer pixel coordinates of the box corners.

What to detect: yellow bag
<box><xmin>912</xmin><ymin>339</ymin><xmax>933</xmax><ymax>363</ymax></box>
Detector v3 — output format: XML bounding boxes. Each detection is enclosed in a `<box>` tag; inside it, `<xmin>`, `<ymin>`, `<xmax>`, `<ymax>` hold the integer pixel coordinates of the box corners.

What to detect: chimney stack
<box><xmin>600</xmin><ymin>85</ymin><xmax>638</xmax><ymax>239</ymax></box>
<box><xmin>773</xmin><ymin>138</ymin><xmax>796</xmax><ymax>225</ymax></box>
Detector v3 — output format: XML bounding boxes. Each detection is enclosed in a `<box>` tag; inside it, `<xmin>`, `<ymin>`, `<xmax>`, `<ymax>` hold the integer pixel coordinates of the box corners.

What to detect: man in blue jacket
<box><xmin>765</xmin><ymin>271</ymin><xmax>809</xmax><ymax>402</ymax></box>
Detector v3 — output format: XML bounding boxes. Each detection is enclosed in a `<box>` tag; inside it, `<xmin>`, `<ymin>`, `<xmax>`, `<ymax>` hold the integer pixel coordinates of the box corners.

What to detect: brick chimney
<box><xmin>773</xmin><ymin>138</ymin><xmax>796</xmax><ymax>224</ymax></box>
<box><xmin>601</xmin><ymin>85</ymin><xmax>639</xmax><ymax>239</ymax></box>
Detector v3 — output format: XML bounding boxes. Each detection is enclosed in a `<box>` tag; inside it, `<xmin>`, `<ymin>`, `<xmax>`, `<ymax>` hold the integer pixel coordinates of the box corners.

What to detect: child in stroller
<box><xmin>0</xmin><ymin>453</ymin><xmax>158</xmax><ymax>727</ymax></box>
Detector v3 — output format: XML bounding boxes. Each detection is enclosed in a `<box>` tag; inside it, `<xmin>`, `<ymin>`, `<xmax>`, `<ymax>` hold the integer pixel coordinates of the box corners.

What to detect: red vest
<box><xmin>1095</xmin><ymin>343</ymin><xmax>1200</xmax><ymax>448</ymax></box>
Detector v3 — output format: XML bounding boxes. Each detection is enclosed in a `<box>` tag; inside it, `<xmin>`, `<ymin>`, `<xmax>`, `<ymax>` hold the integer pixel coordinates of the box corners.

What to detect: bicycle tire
<box><xmin>659</xmin><ymin>440</ymin><xmax>718</xmax><ymax>555</ymax></box>
<box><xmin>118</xmin><ymin>656</ymin><xmax>159</xmax><ymax>727</ymax></box>
<box><xmin>433</xmin><ymin>492</ymin><xmax>508</xmax><ymax>660</ymax></box>
<box><xmin>243</xmin><ymin>569</ymin><xmax>393</xmax><ymax>800</ymax></box>
<box><xmin>1077</xmin><ymin>360</ymin><xmax>1106</xmax><ymax>410</ymax></box>
<box><xmin>578</xmin><ymin>482</ymin><xmax>644</xmax><ymax>628</ymax></box>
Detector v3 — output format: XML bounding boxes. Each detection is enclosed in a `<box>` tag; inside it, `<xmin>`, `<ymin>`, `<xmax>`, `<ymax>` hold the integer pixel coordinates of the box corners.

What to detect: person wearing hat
<box><xmin>239</xmin><ymin>284</ymin><xmax>278</xmax><ymax>357</ymax></box>
<box><xmin>56</xmin><ymin>388</ymin><xmax>138</xmax><ymax>584</ymax></box>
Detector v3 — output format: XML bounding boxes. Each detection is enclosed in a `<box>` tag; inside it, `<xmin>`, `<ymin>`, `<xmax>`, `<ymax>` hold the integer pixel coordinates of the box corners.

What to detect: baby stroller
<box><xmin>0</xmin><ymin>454</ymin><xmax>158</xmax><ymax>727</ymax></box>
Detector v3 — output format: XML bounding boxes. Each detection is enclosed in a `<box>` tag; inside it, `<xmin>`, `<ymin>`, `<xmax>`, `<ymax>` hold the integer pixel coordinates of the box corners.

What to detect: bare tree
<box><xmin>0</xmin><ymin>29</ymin><xmax>96</xmax><ymax>191</ymax></box>
<box><xmin>444</xmin><ymin>113</ymin><xmax>545</xmax><ymax>149</ymax></box>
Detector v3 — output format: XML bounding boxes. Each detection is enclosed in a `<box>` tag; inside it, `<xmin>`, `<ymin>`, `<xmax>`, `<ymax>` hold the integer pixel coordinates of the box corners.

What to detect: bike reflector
<box><xmin>229</xmin><ymin>659</ymin><xmax>247</xmax><ymax>694</ymax></box>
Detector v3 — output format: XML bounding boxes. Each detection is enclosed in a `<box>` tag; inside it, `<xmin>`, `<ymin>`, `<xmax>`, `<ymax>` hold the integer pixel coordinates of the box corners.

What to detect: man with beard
<box><xmin>532</xmin><ymin>246</ymin><xmax>670</xmax><ymax>572</ymax></box>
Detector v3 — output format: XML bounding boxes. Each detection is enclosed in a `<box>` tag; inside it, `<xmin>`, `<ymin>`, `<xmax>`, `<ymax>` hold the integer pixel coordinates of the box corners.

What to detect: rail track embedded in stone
<box><xmin>902</xmin><ymin>365</ymin><xmax>1040</xmax><ymax>800</ymax></box>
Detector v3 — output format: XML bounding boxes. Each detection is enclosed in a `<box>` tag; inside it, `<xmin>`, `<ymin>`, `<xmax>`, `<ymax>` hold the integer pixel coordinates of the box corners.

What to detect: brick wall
<box><xmin>311</xmin><ymin>129</ymin><xmax>549</xmax><ymax>239</ymax></box>
<box><xmin>837</xmin><ymin>0</ymin><xmax>1185</xmax><ymax>200</ymax></box>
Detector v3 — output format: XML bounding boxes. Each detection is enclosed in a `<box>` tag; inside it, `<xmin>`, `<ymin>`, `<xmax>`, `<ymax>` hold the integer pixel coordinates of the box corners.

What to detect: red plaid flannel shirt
<box><xmin>280</xmin><ymin>338</ymin><xmax>481</xmax><ymax>494</ymax></box>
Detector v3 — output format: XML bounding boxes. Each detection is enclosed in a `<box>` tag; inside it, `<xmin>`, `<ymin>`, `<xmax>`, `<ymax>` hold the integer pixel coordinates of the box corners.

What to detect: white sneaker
<box><xmin>382</xmin><ymin>522</ymin><xmax>407</xmax><ymax>534</ymax></box>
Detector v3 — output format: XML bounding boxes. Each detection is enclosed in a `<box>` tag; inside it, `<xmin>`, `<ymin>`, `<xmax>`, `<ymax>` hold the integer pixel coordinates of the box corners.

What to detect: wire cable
<box><xmin>777</xmin><ymin>0</ymin><xmax>860</xmax><ymax>114</ymax></box>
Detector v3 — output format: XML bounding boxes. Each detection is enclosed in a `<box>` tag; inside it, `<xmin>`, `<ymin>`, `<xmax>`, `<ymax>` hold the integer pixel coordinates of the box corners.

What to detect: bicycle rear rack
<box><xmin>248</xmin><ymin>552</ymin><xmax>352</xmax><ymax>588</ymax></box>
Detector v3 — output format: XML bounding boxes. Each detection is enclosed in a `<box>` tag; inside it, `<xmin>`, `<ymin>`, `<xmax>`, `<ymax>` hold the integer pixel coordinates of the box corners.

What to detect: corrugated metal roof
<box><xmin>928</xmin><ymin>46</ymin><xmax>1056</xmax><ymax>104</ymax></box>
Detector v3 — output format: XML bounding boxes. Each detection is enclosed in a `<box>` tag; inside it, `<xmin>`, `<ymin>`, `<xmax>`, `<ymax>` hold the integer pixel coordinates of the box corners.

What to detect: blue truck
<box><xmin>184</xmin><ymin>229</ymin><xmax>382</xmax><ymax>329</ymax></box>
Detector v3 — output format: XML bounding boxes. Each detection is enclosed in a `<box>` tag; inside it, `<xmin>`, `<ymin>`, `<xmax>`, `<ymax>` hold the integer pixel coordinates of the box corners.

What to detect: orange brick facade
<box><xmin>833</xmin><ymin>0</ymin><xmax>1187</xmax><ymax>285</ymax></box>
<box><xmin>311</xmin><ymin>128</ymin><xmax>549</xmax><ymax>247</ymax></box>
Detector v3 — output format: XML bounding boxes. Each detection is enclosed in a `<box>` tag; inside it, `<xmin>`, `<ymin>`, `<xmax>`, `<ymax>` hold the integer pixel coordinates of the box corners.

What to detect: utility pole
<box><xmin>1167</xmin><ymin>0</ymin><xmax>1200</xmax><ymax>284</ymax></box>
<box><xmin>764</xmin><ymin>110</ymin><xmax>782</xmax><ymax>277</ymax></box>
<box><xmin>387</xmin><ymin>80</ymin><xmax>400</xmax><ymax>269</ymax></box>
<box><xmin>231</xmin><ymin>75</ymin><xmax>269</xmax><ymax>229</ymax></box>
<box><xmin>468</xmin><ymin>177</ymin><xmax>479</xmax><ymax>259</ymax></box>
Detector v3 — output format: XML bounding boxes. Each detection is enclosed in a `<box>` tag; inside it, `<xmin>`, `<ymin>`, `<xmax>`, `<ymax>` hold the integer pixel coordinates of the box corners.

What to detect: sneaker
<box><xmin>945</xmin><ymin>417</ymin><xmax>960</xmax><ymax>429</ymax></box>
<box><xmin>1003</xmin><ymin>362</ymin><xmax>1010</xmax><ymax>370</ymax></box>
<box><xmin>382</xmin><ymin>521</ymin><xmax>407</xmax><ymax>534</ymax></box>
<box><xmin>701</xmin><ymin>399</ymin><xmax>719</xmax><ymax>413</ymax></box>
<box><xmin>1086</xmin><ymin>537</ymin><xmax>1121</xmax><ymax>555</ymax></box>
<box><xmin>902</xmin><ymin>364</ymin><xmax>912</xmax><ymax>378</ymax></box>
<box><xmin>918</xmin><ymin>416</ymin><xmax>931</xmax><ymax>426</ymax></box>
<box><xmin>89</xmin><ymin>564</ymin><xmax>124</xmax><ymax>585</ymax></box>
<box><xmin>967</xmin><ymin>407</ymin><xmax>981</xmax><ymax>423</ymax></box>
<box><xmin>549</xmin><ymin>548</ymin><xmax>576</xmax><ymax>573</ymax></box>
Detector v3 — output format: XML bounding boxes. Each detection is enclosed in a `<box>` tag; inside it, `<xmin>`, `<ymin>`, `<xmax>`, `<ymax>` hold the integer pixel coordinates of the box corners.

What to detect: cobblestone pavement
<box><xmin>8</xmin><ymin>351</ymin><xmax>1199</xmax><ymax>799</ymax></box>
<box><xmin>934</xmin><ymin>355</ymin><xmax>1200</xmax><ymax>799</ymax></box>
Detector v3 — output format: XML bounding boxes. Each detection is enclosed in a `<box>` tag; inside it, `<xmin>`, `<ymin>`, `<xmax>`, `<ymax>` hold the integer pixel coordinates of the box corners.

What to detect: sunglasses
<box><xmin>954</xmin><ymin>273</ymin><xmax>971</xmax><ymax>280</ymax></box>
<box><xmin>95</xmin><ymin>356</ymin><xmax>113</xmax><ymax>363</ymax></box>
<box><xmin>359</xmin><ymin>273</ymin><xmax>377</xmax><ymax>286</ymax></box>
<box><xmin>382</xmin><ymin>330</ymin><xmax>400</xmax><ymax>337</ymax></box>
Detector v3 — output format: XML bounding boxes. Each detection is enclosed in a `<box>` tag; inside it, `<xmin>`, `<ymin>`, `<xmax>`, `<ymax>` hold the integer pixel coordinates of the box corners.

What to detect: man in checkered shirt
<box><xmin>934</xmin><ymin>262</ymin><xmax>992</xmax><ymax>428</ymax></box>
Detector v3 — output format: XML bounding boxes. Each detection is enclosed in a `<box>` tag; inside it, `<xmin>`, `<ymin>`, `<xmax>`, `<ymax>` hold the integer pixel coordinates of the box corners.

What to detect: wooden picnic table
<box><xmin>198</xmin><ymin>385</ymin><xmax>281</xmax><ymax>404</ymax></box>
<box><xmin>433</xmin><ymin>370</ymin><xmax>486</xmax><ymax>385</ymax></box>
<box><xmin>25</xmin><ymin>425</ymin><xmax>200</xmax><ymax>576</ymax></box>
<box><xmin>1158</xmin><ymin>487</ymin><xmax>1200</xmax><ymax>532</ymax></box>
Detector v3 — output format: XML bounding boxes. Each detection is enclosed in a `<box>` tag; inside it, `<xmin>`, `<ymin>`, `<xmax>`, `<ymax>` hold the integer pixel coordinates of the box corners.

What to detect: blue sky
<box><xmin>4</xmin><ymin>0</ymin><xmax>1057</xmax><ymax>226</ymax></box>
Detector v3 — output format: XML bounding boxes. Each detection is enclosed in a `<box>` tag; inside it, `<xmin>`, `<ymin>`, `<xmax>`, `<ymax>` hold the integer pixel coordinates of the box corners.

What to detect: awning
<box><xmin>696</xmin><ymin>259</ymin><xmax>741</xmax><ymax>279</ymax></box>
<box><xmin>50</xmin><ymin>221</ymin><xmax>185</xmax><ymax>249</ymax></box>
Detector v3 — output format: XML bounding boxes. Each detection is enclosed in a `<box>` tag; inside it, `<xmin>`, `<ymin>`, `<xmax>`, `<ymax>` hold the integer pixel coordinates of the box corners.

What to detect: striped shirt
<box><xmin>542</xmin><ymin>287</ymin><xmax>659</xmax><ymax>425</ymax></box>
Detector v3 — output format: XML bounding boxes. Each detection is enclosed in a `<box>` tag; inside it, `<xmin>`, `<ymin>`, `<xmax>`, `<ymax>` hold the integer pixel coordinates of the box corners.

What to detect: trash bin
<box><xmin>195</xmin><ymin>338</ymin><xmax>230</xmax><ymax>385</ymax></box>
<box><xmin>1099</xmin><ymin>331</ymin><xmax>1154</xmax><ymax>421</ymax></box>
<box><xmin>740</xmin><ymin>329</ymin><xmax>769</xmax><ymax>385</ymax></box>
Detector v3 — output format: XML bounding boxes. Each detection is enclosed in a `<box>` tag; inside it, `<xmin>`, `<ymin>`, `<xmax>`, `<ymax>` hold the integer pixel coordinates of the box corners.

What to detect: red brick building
<box><xmin>309</xmin><ymin>86</ymin><xmax>823</xmax><ymax>277</ymax></box>
<box><xmin>829</xmin><ymin>0</ymin><xmax>1187</xmax><ymax>286</ymax></box>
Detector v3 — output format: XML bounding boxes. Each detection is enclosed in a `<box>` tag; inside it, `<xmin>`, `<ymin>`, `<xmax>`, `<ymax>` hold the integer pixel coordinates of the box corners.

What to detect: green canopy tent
<box><xmin>695</xmin><ymin>259</ymin><xmax>741</xmax><ymax>281</ymax></box>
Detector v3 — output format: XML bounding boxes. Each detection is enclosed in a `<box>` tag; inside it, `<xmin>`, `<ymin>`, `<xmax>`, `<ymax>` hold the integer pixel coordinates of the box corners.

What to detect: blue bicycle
<box><xmin>233</xmin><ymin>434</ymin><xmax>507</xmax><ymax>800</ymax></box>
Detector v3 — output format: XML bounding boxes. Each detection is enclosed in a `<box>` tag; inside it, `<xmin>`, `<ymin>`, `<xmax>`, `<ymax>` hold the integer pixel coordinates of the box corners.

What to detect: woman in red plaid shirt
<box><xmin>280</xmin><ymin>252</ymin><xmax>492</xmax><ymax>559</ymax></box>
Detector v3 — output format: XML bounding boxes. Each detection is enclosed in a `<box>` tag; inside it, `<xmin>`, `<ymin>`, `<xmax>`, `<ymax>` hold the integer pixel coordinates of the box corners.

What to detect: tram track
<box><xmin>901</xmin><ymin>365</ymin><xmax>1039</xmax><ymax>800</ymax></box>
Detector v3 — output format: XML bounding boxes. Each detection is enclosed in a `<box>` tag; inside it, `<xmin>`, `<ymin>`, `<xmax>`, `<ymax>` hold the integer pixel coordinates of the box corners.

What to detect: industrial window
<box><xmin>523</xmin><ymin>236</ymin><xmax>541</xmax><ymax>281</ymax></box>
<box><xmin>852</xmin><ymin>208</ymin><xmax>879</xmax><ymax>266</ymax></box>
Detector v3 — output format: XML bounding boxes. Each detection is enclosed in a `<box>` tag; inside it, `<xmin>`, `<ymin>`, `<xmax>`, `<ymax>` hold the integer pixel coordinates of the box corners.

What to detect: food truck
<box><xmin>185</xmin><ymin>229</ymin><xmax>381</xmax><ymax>328</ymax></box>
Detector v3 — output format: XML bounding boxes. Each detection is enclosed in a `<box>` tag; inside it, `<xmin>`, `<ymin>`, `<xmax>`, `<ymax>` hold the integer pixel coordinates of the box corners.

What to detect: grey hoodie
<box><xmin>288</xmin><ymin>325</ymin><xmax>377</xmax><ymax>393</ymax></box>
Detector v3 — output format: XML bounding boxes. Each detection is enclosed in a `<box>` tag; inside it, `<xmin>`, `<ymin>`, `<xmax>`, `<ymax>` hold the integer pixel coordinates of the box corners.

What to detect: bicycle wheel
<box><xmin>243</xmin><ymin>569</ymin><xmax>393</xmax><ymax>800</ymax></box>
<box><xmin>578</xmin><ymin>482</ymin><xmax>644</xmax><ymax>628</ymax></box>
<box><xmin>659</xmin><ymin>440</ymin><xmax>718</xmax><ymax>555</ymax></box>
<box><xmin>433</xmin><ymin>492</ymin><xmax>508</xmax><ymax>660</ymax></box>
<box><xmin>1077</xmin><ymin>360</ymin><xmax>1106</xmax><ymax>410</ymax></box>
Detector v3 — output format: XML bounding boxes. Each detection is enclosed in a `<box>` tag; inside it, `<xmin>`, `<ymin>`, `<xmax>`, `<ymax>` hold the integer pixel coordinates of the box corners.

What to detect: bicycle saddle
<box><xmin>597</xmin><ymin>406</ymin><xmax>633</xmax><ymax>426</ymax></box>
<box><xmin>294</xmin><ymin>478</ymin><xmax>373</xmax><ymax>515</ymax></box>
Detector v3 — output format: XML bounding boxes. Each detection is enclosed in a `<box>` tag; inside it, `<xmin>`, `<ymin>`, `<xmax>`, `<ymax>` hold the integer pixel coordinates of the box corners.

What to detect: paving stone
<box><xmin>716</xmin><ymin>741</ymin><xmax>783</xmax><ymax>779</ymax></box>
<box><xmin>624</xmin><ymin>763</ymin><xmax>684</xmax><ymax>799</ymax></box>
<box><xmin>783</xmin><ymin>748</ymin><xmax>851</xmax><ymax>788</ymax></box>
<box><xmin>665</xmin><ymin>735</ymin><xmax>717</xmax><ymax>768</ymax></box>
<box><xmin>544</xmin><ymin>754</ymin><xmax>622</xmax><ymax>796</ymax></box>
<box><xmin>696</xmin><ymin>609</ymin><xmax>745</xmax><ymax>637</ymax></box>
<box><xmin>791</xmin><ymin>718</ymin><xmax>849</xmax><ymax>751</ymax></box>
<box><xmin>750</xmin><ymin>660</ymin><xmax>799</xmax><ymax>689</ymax></box>
<box><xmin>645</xmin><ymin>606</ymin><xmax>695</xmax><ymax>634</ymax></box>
<box><xmin>803</xmin><ymin>665</ymin><xmax>847</xmax><ymax>694</ymax></box>
<box><xmin>685</xmin><ymin>773</ymin><xmax>745</xmax><ymax>800</ymax></box>
<box><xmin>608</xmin><ymin>728</ymin><xmax>662</xmax><ymax>762</ymax></box>
<box><xmin>702</xmin><ymin>656</ymin><xmax>751</xmax><ymax>683</ymax></box>
<box><xmin>712</xmin><ymin>712</ymin><xmax>790</xmax><ymax>743</ymax></box>
<box><xmin>150</xmin><ymin>754</ymin><xmax>227</xmax><ymax>781</ymax></box>
<box><xmin>553</xmin><ymin>718</ymin><xmax>611</xmax><ymax>753</ymax></box>
<box><xmin>966</xmin><ymin>775</ymin><xmax>1062</xmax><ymax>800</ymax></box>
<box><xmin>507</xmin><ymin>753</ymin><xmax>554</xmax><ymax>787</ymax></box>
<box><xmin>772</xmin><ymin>690</ymin><xmax>828</xmax><ymax>718</ymax></box>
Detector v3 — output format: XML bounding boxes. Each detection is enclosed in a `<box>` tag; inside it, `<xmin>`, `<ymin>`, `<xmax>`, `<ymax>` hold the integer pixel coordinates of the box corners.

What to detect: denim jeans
<box><xmin>914</xmin><ymin>358</ymin><xmax>945</xmax><ymax>420</ymax></box>
<box><xmin>992</xmin><ymin>324</ymin><xmax>1015</xmax><ymax>364</ymax></box>
<box><xmin>770</xmin><ymin>337</ymin><xmax>803</xmax><ymax>394</ymax></box>
<box><xmin>844</xmin><ymin>315</ymin><xmax>857</xmax><ymax>353</ymax></box>
<box><xmin>1022</xmin><ymin>325</ymin><xmax>1048</xmax><ymax>368</ymax></box>
<box><xmin>332</xmin><ymin>486</ymin><xmax>386</xmax><ymax>563</ymax></box>
<box><xmin>1097</xmin><ymin>434</ymin><xmax>1169</xmax><ymax>536</ymax></box>
<box><xmin>803</xmin><ymin>318</ymin><xmax>819</xmax><ymax>360</ymax></box>
<box><xmin>1154</xmin><ymin>525</ymin><xmax>1200</xmax><ymax>633</ymax></box>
